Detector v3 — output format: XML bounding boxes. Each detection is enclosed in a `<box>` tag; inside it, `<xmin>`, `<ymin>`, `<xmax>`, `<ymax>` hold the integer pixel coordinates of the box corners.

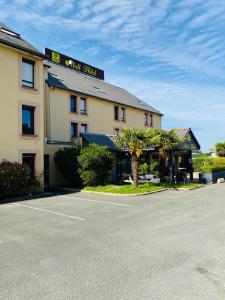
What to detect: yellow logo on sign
<box><xmin>52</xmin><ymin>51</ymin><xmax>60</xmax><ymax>63</ymax></box>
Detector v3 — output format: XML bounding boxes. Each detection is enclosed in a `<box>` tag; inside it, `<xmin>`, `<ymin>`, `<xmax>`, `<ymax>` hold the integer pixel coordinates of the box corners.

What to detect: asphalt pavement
<box><xmin>1</xmin><ymin>184</ymin><xmax>225</xmax><ymax>299</ymax></box>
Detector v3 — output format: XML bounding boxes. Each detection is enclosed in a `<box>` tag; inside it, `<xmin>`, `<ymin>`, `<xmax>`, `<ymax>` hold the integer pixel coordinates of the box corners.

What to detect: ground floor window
<box><xmin>114</xmin><ymin>128</ymin><xmax>120</xmax><ymax>136</ymax></box>
<box><xmin>80</xmin><ymin>123</ymin><xmax>87</xmax><ymax>134</ymax></box>
<box><xmin>22</xmin><ymin>153</ymin><xmax>35</xmax><ymax>177</ymax></box>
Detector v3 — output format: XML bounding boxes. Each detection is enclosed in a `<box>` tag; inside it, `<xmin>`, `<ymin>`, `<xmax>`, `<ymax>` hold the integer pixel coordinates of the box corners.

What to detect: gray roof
<box><xmin>46</xmin><ymin>61</ymin><xmax>162</xmax><ymax>115</ymax></box>
<box><xmin>176</xmin><ymin>128</ymin><xmax>190</xmax><ymax>139</ymax></box>
<box><xmin>81</xmin><ymin>133</ymin><xmax>116</xmax><ymax>151</ymax></box>
<box><xmin>0</xmin><ymin>22</ymin><xmax>45</xmax><ymax>58</ymax></box>
<box><xmin>176</xmin><ymin>128</ymin><xmax>201</xmax><ymax>150</ymax></box>
<box><xmin>82</xmin><ymin>129</ymin><xmax>200</xmax><ymax>152</ymax></box>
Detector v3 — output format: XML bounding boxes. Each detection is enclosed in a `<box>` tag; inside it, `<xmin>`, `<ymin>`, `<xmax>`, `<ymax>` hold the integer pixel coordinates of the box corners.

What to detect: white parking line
<box><xmin>64</xmin><ymin>196</ymin><xmax>132</xmax><ymax>208</ymax></box>
<box><xmin>19</xmin><ymin>204</ymin><xmax>86</xmax><ymax>221</ymax></box>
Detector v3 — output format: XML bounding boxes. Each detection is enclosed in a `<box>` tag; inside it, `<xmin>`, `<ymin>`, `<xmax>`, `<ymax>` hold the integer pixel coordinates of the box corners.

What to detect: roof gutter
<box><xmin>0</xmin><ymin>38</ymin><xmax>46</xmax><ymax>59</ymax></box>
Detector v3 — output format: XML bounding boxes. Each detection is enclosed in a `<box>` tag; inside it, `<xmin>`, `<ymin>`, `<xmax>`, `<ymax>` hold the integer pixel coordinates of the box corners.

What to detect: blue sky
<box><xmin>1</xmin><ymin>0</ymin><xmax>225</xmax><ymax>151</ymax></box>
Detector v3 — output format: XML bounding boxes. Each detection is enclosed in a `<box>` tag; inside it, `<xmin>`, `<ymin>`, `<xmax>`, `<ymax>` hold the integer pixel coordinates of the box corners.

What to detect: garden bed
<box><xmin>82</xmin><ymin>183</ymin><xmax>204</xmax><ymax>195</ymax></box>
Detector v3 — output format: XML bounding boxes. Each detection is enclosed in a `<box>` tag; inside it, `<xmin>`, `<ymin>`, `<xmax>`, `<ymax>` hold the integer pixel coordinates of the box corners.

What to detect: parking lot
<box><xmin>1</xmin><ymin>184</ymin><xmax>225</xmax><ymax>300</ymax></box>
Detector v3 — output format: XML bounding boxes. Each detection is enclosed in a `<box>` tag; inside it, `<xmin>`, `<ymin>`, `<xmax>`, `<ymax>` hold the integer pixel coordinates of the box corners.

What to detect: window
<box><xmin>144</xmin><ymin>113</ymin><xmax>148</xmax><ymax>126</ymax></box>
<box><xmin>71</xmin><ymin>122</ymin><xmax>78</xmax><ymax>139</ymax></box>
<box><xmin>114</xmin><ymin>106</ymin><xmax>119</xmax><ymax>120</ymax></box>
<box><xmin>80</xmin><ymin>97</ymin><xmax>87</xmax><ymax>114</ymax></box>
<box><xmin>22</xmin><ymin>153</ymin><xmax>35</xmax><ymax>178</ymax></box>
<box><xmin>114</xmin><ymin>128</ymin><xmax>119</xmax><ymax>136</ymax></box>
<box><xmin>150</xmin><ymin>115</ymin><xmax>153</xmax><ymax>127</ymax></box>
<box><xmin>80</xmin><ymin>124</ymin><xmax>87</xmax><ymax>134</ymax></box>
<box><xmin>70</xmin><ymin>95</ymin><xmax>77</xmax><ymax>112</ymax></box>
<box><xmin>22</xmin><ymin>58</ymin><xmax>34</xmax><ymax>88</ymax></box>
<box><xmin>121</xmin><ymin>108</ymin><xmax>126</xmax><ymax>122</ymax></box>
<box><xmin>22</xmin><ymin>105</ymin><xmax>35</xmax><ymax>135</ymax></box>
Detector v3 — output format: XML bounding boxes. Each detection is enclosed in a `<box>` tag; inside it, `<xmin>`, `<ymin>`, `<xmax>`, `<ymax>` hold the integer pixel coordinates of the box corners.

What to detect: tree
<box><xmin>54</xmin><ymin>145</ymin><xmax>82</xmax><ymax>186</ymax></box>
<box><xmin>78</xmin><ymin>144</ymin><xmax>114</xmax><ymax>186</ymax></box>
<box><xmin>147</xmin><ymin>129</ymin><xmax>183</xmax><ymax>182</ymax></box>
<box><xmin>115</xmin><ymin>128</ymin><xmax>149</xmax><ymax>187</ymax></box>
<box><xmin>215</xmin><ymin>142</ymin><xmax>225</xmax><ymax>157</ymax></box>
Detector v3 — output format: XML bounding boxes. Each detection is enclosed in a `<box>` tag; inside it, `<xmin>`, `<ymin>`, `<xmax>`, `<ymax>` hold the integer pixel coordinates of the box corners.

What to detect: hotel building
<box><xmin>0</xmin><ymin>23</ymin><xmax>200</xmax><ymax>188</ymax></box>
<box><xmin>0</xmin><ymin>23</ymin><xmax>162</xmax><ymax>187</ymax></box>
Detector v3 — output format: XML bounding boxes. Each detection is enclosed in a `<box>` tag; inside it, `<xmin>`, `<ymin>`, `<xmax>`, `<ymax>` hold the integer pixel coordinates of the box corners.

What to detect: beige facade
<box><xmin>45</xmin><ymin>87</ymin><xmax>161</xmax><ymax>142</ymax></box>
<box><xmin>0</xmin><ymin>44</ymin><xmax>45</xmax><ymax>180</ymax></box>
<box><xmin>0</xmin><ymin>23</ymin><xmax>162</xmax><ymax>188</ymax></box>
<box><xmin>44</xmin><ymin>86</ymin><xmax>162</xmax><ymax>186</ymax></box>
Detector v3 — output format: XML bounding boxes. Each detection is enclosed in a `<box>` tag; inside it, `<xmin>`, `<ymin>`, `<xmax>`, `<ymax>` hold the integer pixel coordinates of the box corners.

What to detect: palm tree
<box><xmin>147</xmin><ymin>129</ymin><xmax>183</xmax><ymax>182</ymax></box>
<box><xmin>215</xmin><ymin>142</ymin><xmax>225</xmax><ymax>157</ymax></box>
<box><xmin>115</xmin><ymin>128</ymin><xmax>149</xmax><ymax>187</ymax></box>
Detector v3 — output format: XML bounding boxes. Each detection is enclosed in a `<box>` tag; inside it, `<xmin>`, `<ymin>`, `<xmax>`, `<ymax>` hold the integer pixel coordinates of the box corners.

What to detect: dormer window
<box><xmin>94</xmin><ymin>86</ymin><xmax>105</xmax><ymax>94</ymax></box>
<box><xmin>0</xmin><ymin>27</ymin><xmax>20</xmax><ymax>38</ymax></box>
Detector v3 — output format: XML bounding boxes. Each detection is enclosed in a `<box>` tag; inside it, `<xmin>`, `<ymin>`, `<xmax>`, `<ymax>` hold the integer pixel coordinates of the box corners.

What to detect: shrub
<box><xmin>149</xmin><ymin>160</ymin><xmax>159</xmax><ymax>174</ymax></box>
<box><xmin>193</xmin><ymin>157</ymin><xmax>205</xmax><ymax>171</ymax></box>
<box><xmin>138</xmin><ymin>161</ymin><xmax>159</xmax><ymax>176</ymax></box>
<box><xmin>78</xmin><ymin>144</ymin><xmax>114</xmax><ymax>186</ymax></box>
<box><xmin>54</xmin><ymin>145</ymin><xmax>81</xmax><ymax>186</ymax></box>
<box><xmin>139</xmin><ymin>163</ymin><xmax>149</xmax><ymax>175</ymax></box>
<box><xmin>193</xmin><ymin>157</ymin><xmax>225</xmax><ymax>173</ymax></box>
<box><xmin>0</xmin><ymin>160</ymin><xmax>40</xmax><ymax>199</ymax></box>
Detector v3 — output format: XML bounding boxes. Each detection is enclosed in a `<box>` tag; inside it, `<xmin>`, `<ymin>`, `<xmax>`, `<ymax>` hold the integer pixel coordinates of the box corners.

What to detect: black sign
<box><xmin>45</xmin><ymin>48</ymin><xmax>104</xmax><ymax>81</ymax></box>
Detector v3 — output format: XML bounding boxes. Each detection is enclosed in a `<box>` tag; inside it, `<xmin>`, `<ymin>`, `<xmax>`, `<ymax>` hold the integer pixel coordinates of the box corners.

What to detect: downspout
<box><xmin>48</xmin><ymin>84</ymin><xmax>51</xmax><ymax>142</ymax></box>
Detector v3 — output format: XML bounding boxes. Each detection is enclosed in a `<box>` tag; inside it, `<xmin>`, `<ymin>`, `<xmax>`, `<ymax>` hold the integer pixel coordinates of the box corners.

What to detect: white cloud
<box><xmin>108</xmin><ymin>74</ymin><xmax>225</xmax><ymax>150</ymax></box>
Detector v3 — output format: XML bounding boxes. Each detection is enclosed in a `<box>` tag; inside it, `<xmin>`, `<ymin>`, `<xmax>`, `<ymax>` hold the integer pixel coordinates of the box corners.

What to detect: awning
<box><xmin>81</xmin><ymin>133</ymin><xmax>116</xmax><ymax>151</ymax></box>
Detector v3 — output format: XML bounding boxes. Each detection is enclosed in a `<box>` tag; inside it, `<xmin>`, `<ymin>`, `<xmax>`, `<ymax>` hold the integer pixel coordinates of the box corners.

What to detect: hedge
<box><xmin>193</xmin><ymin>157</ymin><xmax>225</xmax><ymax>173</ymax></box>
<box><xmin>0</xmin><ymin>160</ymin><xmax>40</xmax><ymax>199</ymax></box>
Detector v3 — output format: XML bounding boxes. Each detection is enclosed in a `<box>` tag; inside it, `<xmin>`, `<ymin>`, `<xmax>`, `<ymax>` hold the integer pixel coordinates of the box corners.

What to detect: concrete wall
<box><xmin>0</xmin><ymin>44</ymin><xmax>44</xmax><ymax>180</ymax></box>
<box><xmin>199</xmin><ymin>171</ymin><xmax>225</xmax><ymax>184</ymax></box>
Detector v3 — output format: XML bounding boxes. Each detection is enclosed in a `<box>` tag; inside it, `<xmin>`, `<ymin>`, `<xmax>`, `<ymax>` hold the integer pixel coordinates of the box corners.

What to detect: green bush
<box><xmin>78</xmin><ymin>144</ymin><xmax>114</xmax><ymax>186</ymax></box>
<box><xmin>54</xmin><ymin>145</ymin><xmax>81</xmax><ymax>186</ymax></box>
<box><xmin>139</xmin><ymin>163</ymin><xmax>149</xmax><ymax>175</ymax></box>
<box><xmin>193</xmin><ymin>157</ymin><xmax>225</xmax><ymax>173</ymax></box>
<box><xmin>139</xmin><ymin>160</ymin><xmax>159</xmax><ymax>176</ymax></box>
<box><xmin>193</xmin><ymin>157</ymin><xmax>205</xmax><ymax>171</ymax></box>
<box><xmin>215</xmin><ymin>142</ymin><xmax>225</xmax><ymax>157</ymax></box>
<box><xmin>0</xmin><ymin>160</ymin><xmax>40</xmax><ymax>199</ymax></box>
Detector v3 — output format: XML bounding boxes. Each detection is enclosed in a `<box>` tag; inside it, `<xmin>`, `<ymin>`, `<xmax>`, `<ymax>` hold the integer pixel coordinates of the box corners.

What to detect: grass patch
<box><xmin>83</xmin><ymin>182</ymin><xmax>204</xmax><ymax>194</ymax></box>
<box><xmin>83</xmin><ymin>183</ymin><xmax>165</xmax><ymax>194</ymax></box>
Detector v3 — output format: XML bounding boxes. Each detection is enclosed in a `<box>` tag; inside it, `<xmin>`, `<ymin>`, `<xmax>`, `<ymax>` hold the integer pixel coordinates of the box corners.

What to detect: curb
<box><xmin>175</xmin><ymin>186</ymin><xmax>205</xmax><ymax>191</ymax></box>
<box><xmin>80</xmin><ymin>188</ymin><xmax>169</xmax><ymax>196</ymax></box>
<box><xmin>56</xmin><ymin>185</ymin><xmax>205</xmax><ymax>197</ymax></box>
